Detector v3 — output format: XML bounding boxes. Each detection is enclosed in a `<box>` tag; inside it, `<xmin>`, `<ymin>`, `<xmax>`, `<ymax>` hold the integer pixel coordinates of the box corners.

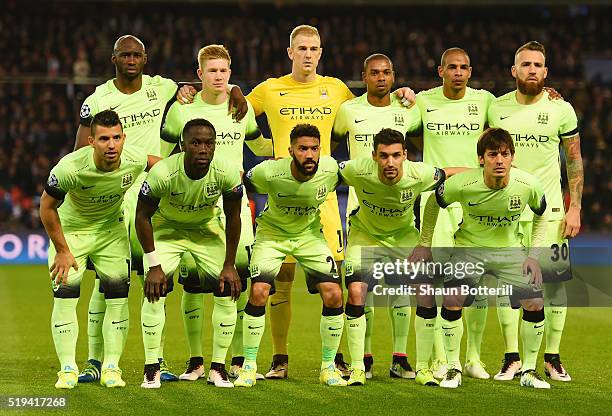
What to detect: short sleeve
<box><xmin>160</xmin><ymin>102</ymin><xmax>183</xmax><ymax>144</ymax></box>
<box><xmin>243</xmin><ymin>160</ymin><xmax>270</xmax><ymax>194</ymax></box>
<box><xmin>435</xmin><ymin>174</ymin><xmax>459</xmax><ymax>209</ymax></box>
<box><xmin>159</xmin><ymin>76</ymin><xmax>179</xmax><ymax>101</ymax></box>
<box><xmin>247</xmin><ymin>80</ymin><xmax>268</xmax><ymax>115</ymax></box>
<box><xmin>417</xmin><ymin>163</ymin><xmax>445</xmax><ymax>192</ymax></box>
<box><xmin>45</xmin><ymin>161</ymin><xmax>75</xmax><ymax>200</ymax></box>
<box><xmin>337</xmin><ymin>159</ymin><xmax>356</xmax><ymax>187</ymax></box>
<box><xmin>139</xmin><ymin>165</ymin><xmax>165</xmax><ymax>205</ymax></box>
<box><xmin>341</xmin><ymin>81</ymin><xmax>354</xmax><ymax>101</ymax></box>
<box><xmin>405</xmin><ymin>105</ymin><xmax>422</xmax><ymax>136</ymax></box>
<box><xmin>222</xmin><ymin>166</ymin><xmax>244</xmax><ymax>201</ymax></box>
<box><xmin>528</xmin><ymin>178</ymin><xmax>547</xmax><ymax>216</ymax></box>
<box><xmin>559</xmin><ymin>102</ymin><xmax>579</xmax><ymax>138</ymax></box>
<box><xmin>79</xmin><ymin>93</ymin><xmax>98</xmax><ymax>127</ymax></box>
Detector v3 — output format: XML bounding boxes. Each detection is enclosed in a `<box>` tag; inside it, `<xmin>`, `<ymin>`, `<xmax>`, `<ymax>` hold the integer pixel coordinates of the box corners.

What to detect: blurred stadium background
<box><xmin>0</xmin><ymin>0</ymin><xmax>610</xmax><ymax>236</ymax></box>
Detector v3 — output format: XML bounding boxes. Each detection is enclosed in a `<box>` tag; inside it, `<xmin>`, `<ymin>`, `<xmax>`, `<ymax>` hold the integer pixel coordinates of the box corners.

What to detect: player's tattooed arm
<box><xmin>409</xmin><ymin>193</ymin><xmax>439</xmax><ymax>263</ymax></box>
<box><xmin>221</xmin><ymin>194</ymin><xmax>242</xmax><ymax>300</ymax></box>
<box><xmin>561</xmin><ymin>134</ymin><xmax>583</xmax><ymax>238</ymax></box>
<box><xmin>40</xmin><ymin>192</ymin><xmax>78</xmax><ymax>285</ymax></box>
<box><xmin>544</xmin><ymin>87</ymin><xmax>563</xmax><ymax>101</ymax></box>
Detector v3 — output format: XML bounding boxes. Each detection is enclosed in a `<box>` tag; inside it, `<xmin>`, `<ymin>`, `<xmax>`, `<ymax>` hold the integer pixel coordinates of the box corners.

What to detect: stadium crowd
<box><xmin>0</xmin><ymin>3</ymin><xmax>610</xmax><ymax>231</ymax></box>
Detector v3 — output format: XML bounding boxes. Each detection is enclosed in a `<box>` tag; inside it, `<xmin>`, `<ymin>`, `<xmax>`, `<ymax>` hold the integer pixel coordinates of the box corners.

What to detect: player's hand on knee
<box><xmin>50</xmin><ymin>251</ymin><xmax>78</xmax><ymax>285</ymax></box>
<box><xmin>394</xmin><ymin>87</ymin><xmax>416</xmax><ymax>108</ymax></box>
<box><xmin>228</xmin><ymin>86</ymin><xmax>248</xmax><ymax>122</ymax></box>
<box><xmin>408</xmin><ymin>245</ymin><xmax>433</xmax><ymax>264</ymax></box>
<box><xmin>145</xmin><ymin>266</ymin><xmax>166</xmax><ymax>302</ymax></box>
<box><xmin>176</xmin><ymin>85</ymin><xmax>197</xmax><ymax>105</ymax></box>
<box><xmin>220</xmin><ymin>264</ymin><xmax>241</xmax><ymax>301</ymax></box>
<box><xmin>524</xmin><ymin>257</ymin><xmax>543</xmax><ymax>289</ymax></box>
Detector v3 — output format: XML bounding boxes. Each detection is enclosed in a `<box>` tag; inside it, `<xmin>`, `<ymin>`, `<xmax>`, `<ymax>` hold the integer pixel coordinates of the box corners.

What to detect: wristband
<box><xmin>144</xmin><ymin>250</ymin><xmax>161</xmax><ymax>268</ymax></box>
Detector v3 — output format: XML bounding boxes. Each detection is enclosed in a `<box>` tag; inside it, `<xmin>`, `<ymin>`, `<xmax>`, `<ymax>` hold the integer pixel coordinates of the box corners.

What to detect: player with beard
<box><xmin>331</xmin><ymin>54</ymin><xmax>421</xmax><ymax>380</ymax></box>
<box><xmin>488</xmin><ymin>41</ymin><xmax>582</xmax><ymax>382</ymax></box>
<box><xmin>234</xmin><ymin>124</ymin><xmax>346</xmax><ymax>387</ymax></box>
<box><xmin>75</xmin><ymin>35</ymin><xmax>247</xmax><ymax>384</ymax></box>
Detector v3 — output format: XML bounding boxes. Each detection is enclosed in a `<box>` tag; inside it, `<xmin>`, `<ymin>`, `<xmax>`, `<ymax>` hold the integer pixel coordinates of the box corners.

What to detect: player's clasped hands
<box><xmin>523</xmin><ymin>257</ymin><xmax>543</xmax><ymax>289</ymax></box>
<box><xmin>145</xmin><ymin>265</ymin><xmax>167</xmax><ymax>302</ymax></box>
<box><xmin>50</xmin><ymin>251</ymin><xmax>78</xmax><ymax>285</ymax></box>
<box><xmin>219</xmin><ymin>263</ymin><xmax>241</xmax><ymax>301</ymax></box>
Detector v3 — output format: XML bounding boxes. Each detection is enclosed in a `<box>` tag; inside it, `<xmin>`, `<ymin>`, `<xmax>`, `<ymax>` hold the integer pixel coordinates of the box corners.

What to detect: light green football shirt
<box><xmin>140</xmin><ymin>153</ymin><xmax>243</xmax><ymax>230</ymax></box>
<box><xmin>332</xmin><ymin>93</ymin><xmax>421</xmax><ymax>160</ymax></box>
<box><xmin>435</xmin><ymin>167</ymin><xmax>546</xmax><ymax>247</ymax></box>
<box><xmin>45</xmin><ymin>145</ymin><xmax>147</xmax><ymax>233</ymax></box>
<box><xmin>339</xmin><ymin>157</ymin><xmax>443</xmax><ymax>236</ymax></box>
<box><xmin>161</xmin><ymin>92</ymin><xmax>271</xmax><ymax>171</ymax></box>
<box><xmin>488</xmin><ymin>90</ymin><xmax>579</xmax><ymax>221</ymax></box>
<box><xmin>79</xmin><ymin>75</ymin><xmax>177</xmax><ymax>157</ymax></box>
<box><xmin>416</xmin><ymin>86</ymin><xmax>494</xmax><ymax>168</ymax></box>
<box><xmin>244</xmin><ymin>156</ymin><xmax>339</xmax><ymax>238</ymax></box>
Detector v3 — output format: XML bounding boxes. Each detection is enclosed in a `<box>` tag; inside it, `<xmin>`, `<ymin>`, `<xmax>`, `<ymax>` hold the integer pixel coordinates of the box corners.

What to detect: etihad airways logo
<box><xmin>425</xmin><ymin>122</ymin><xmax>481</xmax><ymax>136</ymax></box>
<box><xmin>469</xmin><ymin>213</ymin><xmax>521</xmax><ymax>227</ymax></box>
<box><xmin>280</xmin><ymin>107</ymin><xmax>332</xmax><ymax>120</ymax></box>
<box><xmin>119</xmin><ymin>109</ymin><xmax>161</xmax><ymax>129</ymax></box>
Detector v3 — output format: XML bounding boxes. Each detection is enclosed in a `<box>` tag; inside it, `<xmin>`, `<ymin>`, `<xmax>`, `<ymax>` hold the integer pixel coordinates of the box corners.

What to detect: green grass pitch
<box><xmin>1</xmin><ymin>265</ymin><xmax>611</xmax><ymax>415</ymax></box>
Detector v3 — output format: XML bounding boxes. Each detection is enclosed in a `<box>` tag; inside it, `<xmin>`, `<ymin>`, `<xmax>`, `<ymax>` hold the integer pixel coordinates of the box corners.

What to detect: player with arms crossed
<box><xmin>41</xmin><ymin>110</ymin><xmax>158</xmax><ymax>389</ymax></box>
<box><xmin>338</xmin><ymin>129</ymin><xmax>462</xmax><ymax>386</ymax></box>
<box><xmin>136</xmin><ymin>119</ymin><xmax>243</xmax><ymax>388</ymax></box>
<box><xmin>416</xmin><ymin>127</ymin><xmax>550</xmax><ymax>389</ymax></box>
<box><xmin>75</xmin><ymin>35</ymin><xmax>247</xmax><ymax>383</ymax></box>
<box><xmin>234</xmin><ymin>124</ymin><xmax>346</xmax><ymax>387</ymax></box>
<box><xmin>488</xmin><ymin>41</ymin><xmax>582</xmax><ymax>382</ymax></box>
<box><xmin>161</xmin><ymin>44</ymin><xmax>271</xmax><ymax>381</ymax></box>
<box><xmin>332</xmin><ymin>54</ymin><xmax>421</xmax><ymax>379</ymax></box>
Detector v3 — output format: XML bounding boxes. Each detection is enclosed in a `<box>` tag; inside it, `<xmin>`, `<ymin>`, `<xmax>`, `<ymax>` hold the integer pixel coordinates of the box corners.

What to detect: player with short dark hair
<box><xmin>136</xmin><ymin>118</ymin><xmax>243</xmax><ymax>389</ymax></box>
<box><xmin>41</xmin><ymin>110</ymin><xmax>158</xmax><ymax>389</ymax></box>
<box><xmin>339</xmin><ymin>128</ymin><xmax>460</xmax><ymax>386</ymax></box>
<box><xmin>234</xmin><ymin>124</ymin><xmax>346</xmax><ymax>387</ymax></box>
<box><xmin>417</xmin><ymin>127</ymin><xmax>551</xmax><ymax>389</ymax></box>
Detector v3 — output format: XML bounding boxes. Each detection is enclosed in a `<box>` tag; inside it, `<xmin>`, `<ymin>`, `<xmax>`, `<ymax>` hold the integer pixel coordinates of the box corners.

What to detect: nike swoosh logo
<box><xmin>500</xmin><ymin>115</ymin><xmax>511</xmax><ymax>120</ymax></box>
<box><xmin>112</xmin><ymin>319</ymin><xmax>128</xmax><ymax>324</ymax></box>
<box><xmin>237</xmin><ymin>309</ymin><xmax>245</xmax><ymax>313</ymax></box>
<box><xmin>365</xmin><ymin>310</ymin><xmax>372</xmax><ymax>315</ymax></box>
<box><xmin>555</xmin><ymin>269</ymin><xmax>568</xmax><ymax>276</ymax></box>
<box><xmin>534</xmin><ymin>324</ymin><xmax>544</xmax><ymax>328</ymax></box>
<box><xmin>355</xmin><ymin>119</ymin><xmax>366</xmax><ymax>123</ymax></box>
<box><xmin>279</xmin><ymin>92</ymin><xmax>289</xmax><ymax>96</ymax></box>
<box><xmin>54</xmin><ymin>322</ymin><xmax>72</xmax><ymax>328</ymax></box>
<box><xmin>248</xmin><ymin>325</ymin><xmax>263</xmax><ymax>329</ymax></box>
<box><xmin>171</xmin><ymin>192</ymin><xmax>185</xmax><ymax>196</ymax></box>
<box><xmin>393</xmin><ymin>305</ymin><xmax>410</xmax><ymax>309</ymax></box>
<box><xmin>271</xmin><ymin>301</ymin><xmax>288</xmax><ymax>307</ymax></box>
<box><xmin>110</xmin><ymin>105</ymin><xmax>120</xmax><ymax>111</ymax></box>
<box><xmin>88</xmin><ymin>311</ymin><xmax>105</xmax><ymax>315</ymax></box>
<box><xmin>362</xmin><ymin>189</ymin><xmax>375</xmax><ymax>195</ymax></box>
<box><xmin>346</xmin><ymin>316</ymin><xmax>360</xmax><ymax>320</ymax></box>
<box><xmin>328</xmin><ymin>327</ymin><xmax>343</xmax><ymax>331</ymax></box>
<box><xmin>185</xmin><ymin>308</ymin><xmax>200</xmax><ymax>314</ymax></box>
<box><xmin>549</xmin><ymin>303</ymin><xmax>566</xmax><ymax>307</ymax></box>
<box><xmin>442</xmin><ymin>326</ymin><xmax>458</xmax><ymax>330</ymax></box>
<box><xmin>220</xmin><ymin>323</ymin><xmax>235</xmax><ymax>327</ymax></box>
<box><xmin>277</xmin><ymin>193</ymin><xmax>293</xmax><ymax>198</ymax></box>
<box><xmin>336</xmin><ymin>247</ymin><xmax>343</xmax><ymax>253</ymax></box>
<box><xmin>468</xmin><ymin>202</ymin><xmax>482</xmax><ymax>206</ymax></box>
<box><xmin>143</xmin><ymin>323</ymin><xmax>160</xmax><ymax>328</ymax></box>
<box><xmin>426</xmin><ymin>108</ymin><xmax>438</xmax><ymax>112</ymax></box>
<box><xmin>81</xmin><ymin>185</ymin><xmax>95</xmax><ymax>190</ymax></box>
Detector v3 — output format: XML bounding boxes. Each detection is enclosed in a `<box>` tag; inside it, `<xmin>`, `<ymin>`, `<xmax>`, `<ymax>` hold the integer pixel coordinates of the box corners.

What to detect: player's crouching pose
<box><xmin>136</xmin><ymin>119</ymin><xmax>243</xmax><ymax>389</ymax></box>
<box><xmin>234</xmin><ymin>124</ymin><xmax>346</xmax><ymax>387</ymax></box>
<box><xmin>41</xmin><ymin>110</ymin><xmax>159</xmax><ymax>389</ymax></box>
<box><xmin>415</xmin><ymin>128</ymin><xmax>550</xmax><ymax>389</ymax></box>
